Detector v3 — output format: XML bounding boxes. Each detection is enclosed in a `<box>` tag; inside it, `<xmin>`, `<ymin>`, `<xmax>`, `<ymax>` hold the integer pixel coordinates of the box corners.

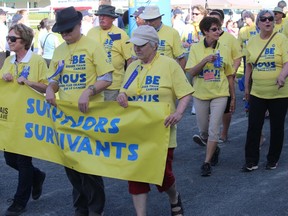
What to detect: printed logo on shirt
<box><xmin>0</xmin><ymin>106</ymin><xmax>8</xmax><ymax>121</ymax></box>
<box><xmin>199</xmin><ymin>69</ymin><xmax>221</xmax><ymax>82</ymax></box>
<box><xmin>128</xmin><ymin>94</ymin><xmax>159</xmax><ymax>102</ymax></box>
<box><xmin>104</xmin><ymin>38</ymin><xmax>113</xmax><ymax>63</ymax></box>
<box><xmin>158</xmin><ymin>40</ymin><xmax>166</xmax><ymax>53</ymax></box>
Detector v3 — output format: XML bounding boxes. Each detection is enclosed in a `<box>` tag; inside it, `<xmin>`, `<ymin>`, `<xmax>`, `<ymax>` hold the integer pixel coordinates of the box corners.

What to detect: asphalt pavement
<box><xmin>1</xmin><ymin>86</ymin><xmax>288</xmax><ymax>216</ymax></box>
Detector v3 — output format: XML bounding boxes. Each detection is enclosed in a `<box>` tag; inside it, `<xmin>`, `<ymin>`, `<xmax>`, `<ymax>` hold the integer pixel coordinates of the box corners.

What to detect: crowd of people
<box><xmin>1</xmin><ymin>0</ymin><xmax>288</xmax><ymax>215</ymax></box>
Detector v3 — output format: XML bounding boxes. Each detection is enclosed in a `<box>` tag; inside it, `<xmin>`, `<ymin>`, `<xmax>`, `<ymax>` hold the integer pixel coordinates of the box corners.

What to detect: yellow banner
<box><xmin>0</xmin><ymin>80</ymin><xmax>170</xmax><ymax>185</ymax></box>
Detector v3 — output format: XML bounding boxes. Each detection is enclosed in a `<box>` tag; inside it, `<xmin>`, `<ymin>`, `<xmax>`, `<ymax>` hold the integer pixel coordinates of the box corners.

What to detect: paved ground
<box><xmin>1</xmin><ymin>86</ymin><xmax>288</xmax><ymax>216</ymax></box>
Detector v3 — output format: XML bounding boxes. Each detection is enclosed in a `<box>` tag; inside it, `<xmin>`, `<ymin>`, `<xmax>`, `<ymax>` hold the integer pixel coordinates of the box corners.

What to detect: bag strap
<box><xmin>42</xmin><ymin>33</ymin><xmax>52</xmax><ymax>52</ymax></box>
<box><xmin>254</xmin><ymin>32</ymin><xmax>277</xmax><ymax>66</ymax></box>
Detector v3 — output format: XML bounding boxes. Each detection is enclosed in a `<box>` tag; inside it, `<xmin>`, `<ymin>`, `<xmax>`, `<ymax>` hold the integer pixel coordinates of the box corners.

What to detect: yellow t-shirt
<box><xmin>87</xmin><ymin>25</ymin><xmax>132</xmax><ymax>90</ymax></box>
<box><xmin>185</xmin><ymin>40</ymin><xmax>233</xmax><ymax>100</ymax></box>
<box><xmin>274</xmin><ymin>20</ymin><xmax>288</xmax><ymax>38</ymax></box>
<box><xmin>120</xmin><ymin>54</ymin><xmax>194</xmax><ymax>148</ymax></box>
<box><xmin>219</xmin><ymin>31</ymin><xmax>242</xmax><ymax>61</ymax></box>
<box><xmin>47</xmin><ymin>35</ymin><xmax>114</xmax><ymax>102</ymax></box>
<box><xmin>157</xmin><ymin>24</ymin><xmax>186</xmax><ymax>59</ymax></box>
<box><xmin>181</xmin><ymin>22</ymin><xmax>204</xmax><ymax>43</ymax></box>
<box><xmin>0</xmin><ymin>50</ymin><xmax>48</xmax><ymax>84</ymax></box>
<box><xmin>247</xmin><ymin>33</ymin><xmax>288</xmax><ymax>99</ymax></box>
<box><xmin>238</xmin><ymin>24</ymin><xmax>258</xmax><ymax>56</ymax></box>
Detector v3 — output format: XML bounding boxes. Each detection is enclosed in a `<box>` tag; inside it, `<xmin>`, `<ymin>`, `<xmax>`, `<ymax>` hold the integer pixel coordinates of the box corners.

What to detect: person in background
<box><xmin>226</xmin><ymin>19</ymin><xmax>239</xmax><ymax>38</ymax></box>
<box><xmin>273</xmin><ymin>7</ymin><xmax>288</xmax><ymax>37</ymax></box>
<box><xmin>1</xmin><ymin>23</ymin><xmax>47</xmax><ymax>216</ymax></box>
<box><xmin>139</xmin><ymin>5</ymin><xmax>186</xmax><ymax>70</ymax></box>
<box><xmin>185</xmin><ymin>17</ymin><xmax>235</xmax><ymax>177</ymax></box>
<box><xmin>87</xmin><ymin>4</ymin><xmax>132</xmax><ymax>101</ymax></box>
<box><xmin>242</xmin><ymin>10</ymin><xmax>288</xmax><ymax>172</ymax></box>
<box><xmin>93</xmin><ymin>0</ymin><xmax>125</xmax><ymax>30</ymax></box>
<box><xmin>277</xmin><ymin>0</ymin><xmax>288</xmax><ymax>22</ymax></box>
<box><xmin>208</xmin><ymin>9</ymin><xmax>242</xmax><ymax>145</ymax></box>
<box><xmin>181</xmin><ymin>5</ymin><xmax>207</xmax><ymax>115</ymax></box>
<box><xmin>238</xmin><ymin>11</ymin><xmax>257</xmax><ymax>76</ymax></box>
<box><xmin>0</xmin><ymin>9</ymin><xmax>8</xmax><ymax>68</ymax></box>
<box><xmin>122</xmin><ymin>10</ymin><xmax>129</xmax><ymax>34</ymax></box>
<box><xmin>117</xmin><ymin>24</ymin><xmax>193</xmax><ymax>216</ymax></box>
<box><xmin>37</xmin><ymin>18</ymin><xmax>48</xmax><ymax>56</ymax></box>
<box><xmin>130</xmin><ymin>6</ymin><xmax>145</xmax><ymax>27</ymax></box>
<box><xmin>46</xmin><ymin>7</ymin><xmax>114</xmax><ymax>215</ymax></box>
<box><xmin>39</xmin><ymin>19</ymin><xmax>59</xmax><ymax>67</ymax></box>
<box><xmin>81</xmin><ymin>10</ymin><xmax>94</xmax><ymax>35</ymax></box>
<box><xmin>171</xmin><ymin>8</ymin><xmax>185</xmax><ymax>37</ymax></box>
<box><xmin>10</xmin><ymin>13</ymin><xmax>23</xmax><ymax>27</ymax></box>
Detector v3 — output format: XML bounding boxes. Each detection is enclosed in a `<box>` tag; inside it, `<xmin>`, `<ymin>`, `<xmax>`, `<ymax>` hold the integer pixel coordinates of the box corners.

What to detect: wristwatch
<box><xmin>88</xmin><ymin>85</ymin><xmax>97</xmax><ymax>95</ymax></box>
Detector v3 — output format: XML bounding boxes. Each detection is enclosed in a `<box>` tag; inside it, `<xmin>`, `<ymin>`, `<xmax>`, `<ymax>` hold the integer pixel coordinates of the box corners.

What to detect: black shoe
<box><xmin>211</xmin><ymin>146</ymin><xmax>220</xmax><ymax>166</ymax></box>
<box><xmin>193</xmin><ymin>134</ymin><xmax>207</xmax><ymax>146</ymax></box>
<box><xmin>32</xmin><ymin>171</ymin><xmax>46</xmax><ymax>200</ymax></box>
<box><xmin>241</xmin><ymin>163</ymin><xmax>258</xmax><ymax>172</ymax></box>
<box><xmin>5</xmin><ymin>201</ymin><xmax>26</xmax><ymax>216</ymax></box>
<box><xmin>266</xmin><ymin>161</ymin><xmax>278</xmax><ymax>170</ymax></box>
<box><xmin>201</xmin><ymin>162</ymin><xmax>212</xmax><ymax>176</ymax></box>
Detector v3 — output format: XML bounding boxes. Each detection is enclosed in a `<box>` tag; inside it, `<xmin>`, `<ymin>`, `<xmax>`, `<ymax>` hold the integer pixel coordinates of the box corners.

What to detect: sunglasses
<box><xmin>192</xmin><ymin>13</ymin><xmax>200</xmax><ymax>16</ymax></box>
<box><xmin>209</xmin><ymin>27</ymin><xmax>221</xmax><ymax>32</ymax></box>
<box><xmin>145</xmin><ymin>17</ymin><xmax>159</xmax><ymax>23</ymax></box>
<box><xmin>59</xmin><ymin>26</ymin><xmax>75</xmax><ymax>34</ymax></box>
<box><xmin>259</xmin><ymin>16</ymin><xmax>274</xmax><ymax>22</ymax></box>
<box><xmin>6</xmin><ymin>36</ymin><xmax>22</xmax><ymax>42</ymax></box>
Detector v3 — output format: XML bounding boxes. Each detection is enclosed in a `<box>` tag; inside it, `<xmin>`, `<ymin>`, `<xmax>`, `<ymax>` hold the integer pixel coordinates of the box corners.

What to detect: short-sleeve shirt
<box><xmin>247</xmin><ymin>33</ymin><xmax>288</xmax><ymax>99</ymax></box>
<box><xmin>238</xmin><ymin>24</ymin><xmax>258</xmax><ymax>56</ymax></box>
<box><xmin>219</xmin><ymin>31</ymin><xmax>242</xmax><ymax>61</ymax></box>
<box><xmin>0</xmin><ymin>49</ymin><xmax>48</xmax><ymax>84</ymax></box>
<box><xmin>120</xmin><ymin>54</ymin><xmax>194</xmax><ymax>148</ymax></box>
<box><xmin>47</xmin><ymin>35</ymin><xmax>114</xmax><ymax>102</ymax></box>
<box><xmin>157</xmin><ymin>24</ymin><xmax>186</xmax><ymax>59</ymax></box>
<box><xmin>185</xmin><ymin>40</ymin><xmax>233</xmax><ymax>100</ymax></box>
<box><xmin>87</xmin><ymin>25</ymin><xmax>132</xmax><ymax>90</ymax></box>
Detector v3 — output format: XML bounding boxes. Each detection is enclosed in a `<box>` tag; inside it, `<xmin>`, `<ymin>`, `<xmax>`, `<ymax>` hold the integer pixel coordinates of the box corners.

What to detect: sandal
<box><xmin>171</xmin><ymin>193</ymin><xmax>184</xmax><ymax>216</ymax></box>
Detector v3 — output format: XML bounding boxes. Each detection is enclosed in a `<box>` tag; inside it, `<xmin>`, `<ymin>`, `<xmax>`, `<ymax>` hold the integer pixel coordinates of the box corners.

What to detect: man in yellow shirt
<box><xmin>87</xmin><ymin>5</ymin><xmax>132</xmax><ymax>101</ymax></box>
<box><xmin>139</xmin><ymin>5</ymin><xmax>186</xmax><ymax>70</ymax></box>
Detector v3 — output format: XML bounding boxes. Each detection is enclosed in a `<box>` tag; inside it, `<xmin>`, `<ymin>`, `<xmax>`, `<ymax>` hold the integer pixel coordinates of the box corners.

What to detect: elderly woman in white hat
<box><xmin>117</xmin><ymin>25</ymin><xmax>194</xmax><ymax>216</ymax></box>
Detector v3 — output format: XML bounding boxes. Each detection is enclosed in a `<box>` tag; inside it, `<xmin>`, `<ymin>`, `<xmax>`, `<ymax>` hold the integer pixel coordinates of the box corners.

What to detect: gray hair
<box><xmin>256</xmin><ymin>10</ymin><xmax>274</xmax><ymax>28</ymax></box>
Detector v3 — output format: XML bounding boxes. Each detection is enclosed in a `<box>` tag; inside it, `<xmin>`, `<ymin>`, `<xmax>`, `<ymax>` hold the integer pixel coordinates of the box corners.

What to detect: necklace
<box><xmin>136</xmin><ymin>53</ymin><xmax>159</xmax><ymax>95</ymax></box>
<box><xmin>67</xmin><ymin>37</ymin><xmax>81</xmax><ymax>64</ymax></box>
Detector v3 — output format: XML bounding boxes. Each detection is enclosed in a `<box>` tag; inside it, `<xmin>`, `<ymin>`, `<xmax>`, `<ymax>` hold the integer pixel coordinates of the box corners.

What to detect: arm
<box><xmin>177</xmin><ymin>56</ymin><xmax>187</xmax><ymax>71</ymax></box>
<box><xmin>46</xmin><ymin>81</ymin><xmax>59</xmax><ymax>107</ymax></box>
<box><xmin>188</xmin><ymin>54</ymin><xmax>216</xmax><ymax>76</ymax></box>
<box><xmin>233</xmin><ymin>57</ymin><xmax>241</xmax><ymax>76</ymax></box>
<box><xmin>116</xmin><ymin>92</ymin><xmax>128</xmax><ymax>108</ymax></box>
<box><xmin>227</xmin><ymin>75</ymin><xmax>236</xmax><ymax>113</ymax></box>
<box><xmin>17</xmin><ymin>76</ymin><xmax>47</xmax><ymax>93</ymax></box>
<box><xmin>244</xmin><ymin>63</ymin><xmax>252</xmax><ymax>101</ymax></box>
<box><xmin>164</xmin><ymin>94</ymin><xmax>191</xmax><ymax>128</ymax></box>
<box><xmin>78</xmin><ymin>79</ymin><xmax>112</xmax><ymax>113</ymax></box>
<box><xmin>276</xmin><ymin>61</ymin><xmax>288</xmax><ymax>89</ymax></box>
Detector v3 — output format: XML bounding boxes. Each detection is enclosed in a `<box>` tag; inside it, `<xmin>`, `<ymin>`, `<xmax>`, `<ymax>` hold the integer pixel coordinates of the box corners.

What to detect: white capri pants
<box><xmin>194</xmin><ymin>96</ymin><xmax>228</xmax><ymax>142</ymax></box>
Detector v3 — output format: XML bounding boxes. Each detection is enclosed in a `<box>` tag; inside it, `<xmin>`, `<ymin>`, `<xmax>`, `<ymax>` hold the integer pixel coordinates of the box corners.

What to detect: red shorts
<box><xmin>128</xmin><ymin>148</ymin><xmax>175</xmax><ymax>194</ymax></box>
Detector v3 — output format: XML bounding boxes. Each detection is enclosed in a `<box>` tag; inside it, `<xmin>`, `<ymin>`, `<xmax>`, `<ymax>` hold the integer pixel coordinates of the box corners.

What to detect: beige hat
<box><xmin>127</xmin><ymin>25</ymin><xmax>159</xmax><ymax>46</ymax></box>
<box><xmin>273</xmin><ymin>6</ymin><xmax>286</xmax><ymax>18</ymax></box>
<box><xmin>139</xmin><ymin>5</ymin><xmax>164</xmax><ymax>20</ymax></box>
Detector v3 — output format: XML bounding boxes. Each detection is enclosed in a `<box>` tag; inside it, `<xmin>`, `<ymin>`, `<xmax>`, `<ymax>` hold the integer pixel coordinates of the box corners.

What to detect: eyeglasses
<box><xmin>6</xmin><ymin>36</ymin><xmax>22</xmax><ymax>42</ymax></box>
<box><xmin>192</xmin><ymin>13</ymin><xmax>200</xmax><ymax>16</ymax></box>
<box><xmin>259</xmin><ymin>16</ymin><xmax>274</xmax><ymax>22</ymax></box>
<box><xmin>59</xmin><ymin>26</ymin><xmax>75</xmax><ymax>34</ymax></box>
<box><xmin>209</xmin><ymin>27</ymin><xmax>221</xmax><ymax>32</ymax></box>
<box><xmin>274</xmin><ymin>12</ymin><xmax>280</xmax><ymax>15</ymax></box>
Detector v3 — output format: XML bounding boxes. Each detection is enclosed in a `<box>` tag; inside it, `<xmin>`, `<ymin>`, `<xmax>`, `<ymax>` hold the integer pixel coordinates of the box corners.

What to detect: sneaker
<box><xmin>218</xmin><ymin>137</ymin><xmax>227</xmax><ymax>143</ymax></box>
<box><xmin>266</xmin><ymin>161</ymin><xmax>278</xmax><ymax>170</ymax></box>
<box><xmin>210</xmin><ymin>146</ymin><xmax>220</xmax><ymax>166</ymax></box>
<box><xmin>32</xmin><ymin>171</ymin><xmax>46</xmax><ymax>200</ymax></box>
<box><xmin>5</xmin><ymin>201</ymin><xmax>26</xmax><ymax>216</ymax></box>
<box><xmin>193</xmin><ymin>134</ymin><xmax>207</xmax><ymax>146</ymax></box>
<box><xmin>201</xmin><ymin>162</ymin><xmax>212</xmax><ymax>176</ymax></box>
<box><xmin>242</xmin><ymin>163</ymin><xmax>258</xmax><ymax>172</ymax></box>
